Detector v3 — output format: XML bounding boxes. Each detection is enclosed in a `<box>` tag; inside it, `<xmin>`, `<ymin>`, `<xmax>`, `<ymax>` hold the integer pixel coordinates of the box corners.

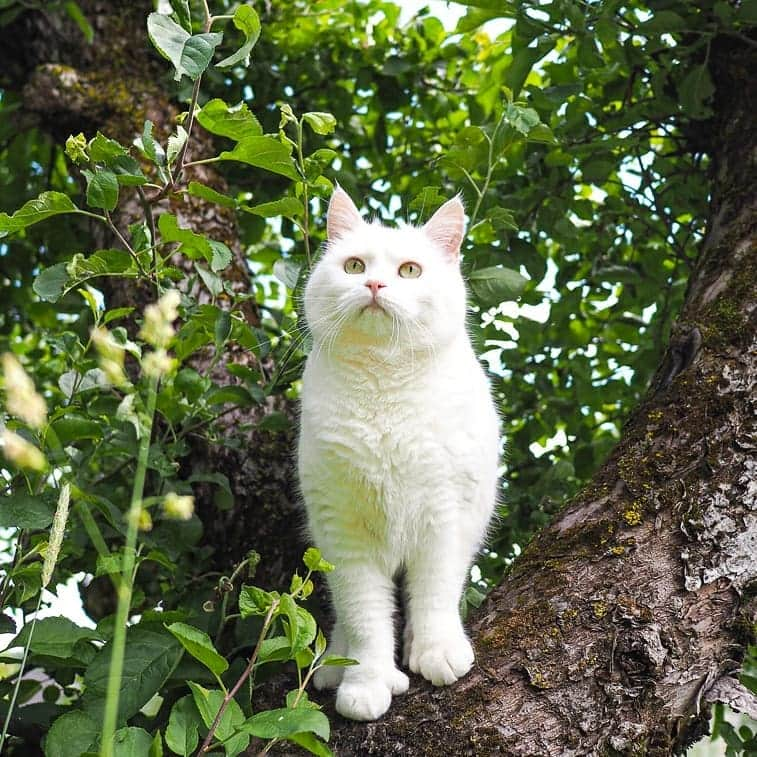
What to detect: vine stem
<box><xmin>197</xmin><ymin>598</ymin><xmax>280</xmax><ymax>756</ymax></box>
<box><xmin>100</xmin><ymin>375</ymin><xmax>159</xmax><ymax>757</ymax></box>
<box><xmin>0</xmin><ymin>592</ymin><xmax>43</xmax><ymax>751</ymax></box>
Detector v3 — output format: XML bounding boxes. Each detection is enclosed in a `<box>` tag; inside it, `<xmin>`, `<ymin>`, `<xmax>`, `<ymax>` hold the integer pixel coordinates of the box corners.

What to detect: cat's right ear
<box><xmin>327</xmin><ymin>186</ymin><xmax>363</xmax><ymax>241</ymax></box>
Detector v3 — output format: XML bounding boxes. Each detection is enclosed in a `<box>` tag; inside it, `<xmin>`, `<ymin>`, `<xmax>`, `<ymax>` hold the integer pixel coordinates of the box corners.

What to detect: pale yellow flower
<box><xmin>138</xmin><ymin>509</ymin><xmax>153</xmax><ymax>532</ymax></box>
<box><xmin>91</xmin><ymin>327</ymin><xmax>127</xmax><ymax>386</ymax></box>
<box><xmin>1</xmin><ymin>353</ymin><xmax>47</xmax><ymax>430</ymax></box>
<box><xmin>163</xmin><ymin>492</ymin><xmax>194</xmax><ymax>520</ymax></box>
<box><xmin>1</xmin><ymin>429</ymin><xmax>46</xmax><ymax>471</ymax></box>
<box><xmin>142</xmin><ymin>349</ymin><xmax>176</xmax><ymax>378</ymax></box>
<box><xmin>139</xmin><ymin>290</ymin><xmax>181</xmax><ymax>348</ymax></box>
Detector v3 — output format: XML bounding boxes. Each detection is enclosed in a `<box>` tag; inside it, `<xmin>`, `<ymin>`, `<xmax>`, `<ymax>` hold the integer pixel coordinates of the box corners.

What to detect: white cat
<box><xmin>297</xmin><ymin>188</ymin><xmax>500</xmax><ymax>721</ymax></box>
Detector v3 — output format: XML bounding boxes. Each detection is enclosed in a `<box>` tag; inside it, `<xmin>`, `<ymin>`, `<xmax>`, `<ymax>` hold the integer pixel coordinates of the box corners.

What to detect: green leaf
<box><xmin>88</xmin><ymin>132</ymin><xmax>127</xmax><ymax>163</ymax></box>
<box><xmin>169</xmin><ymin>0</ymin><xmax>192</xmax><ymax>33</ymax></box>
<box><xmin>214</xmin><ymin>310</ymin><xmax>232</xmax><ymax>346</ymax></box>
<box><xmin>273</xmin><ymin>258</ymin><xmax>301</xmax><ymax>289</ymax></box>
<box><xmin>83</xmin><ymin>628</ymin><xmax>184</xmax><ymax>721</ymax></box>
<box><xmin>303</xmin><ymin>547</ymin><xmax>334</xmax><ymax>573</ymax></box>
<box><xmin>135</xmin><ymin>120</ymin><xmax>165</xmax><ymax>165</ymax></box>
<box><xmin>64</xmin><ymin>1</ymin><xmax>94</xmax><ymax>43</ymax></box>
<box><xmin>165</xmin><ymin>695</ymin><xmax>201</xmax><ymax>757</ymax></box>
<box><xmin>239</xmin><ymin>584</ymin><xmax>276</xmax><ymax>617</ymax></box>
<box><xmin>149</xmin><ymin>731</ymin><xmax>164</xmax><ymax>757</ymax></box>
<box><xmin>0</xmin><ymin>191</ymin><xmax>80</xmax><ymax>238</ymax></box>
<box><xmin>287</xmin><ymin>732</ymin><xmax>334</xmax><ymax>757</ymax></box>
<box><xmin>166</xmin><ymin>621</ymin><xmax>228</xmax><ymax>678</ymax></box>
<box><xmin>195</xmin><ymin>263</ymin><xmax>223</xmax><ymax>296</ymax></box>
<box><xmin>113</xmin><ymin>727</ymin><xmax>153</xmax><ymax>757</ymax></box>
<box><xmin>104</xmin><ymin>307</ymin><xmax>136</xmax><ymax>324</ymax></box>
<box><xmin>12</xmin><ymin>616</ymin><xmax>101</xmax><ymax>657</ymax></box>
<box><xmin>302</xmin><ymin>111</ymin><xmax>337</xmax><ymax>135</ymax></box>
<box><xmin>502</xmin><ymin>103</ymin><xmax>541</xmax><ymax>135</ymax></box>
<box><xmin>82</xmin><ymin>168</ymin><xmax>119</xmax><ymax>211</ymax></box>
<box><xmin>209</xmin><ymin>240</ymin><xmax>232</xmax><ymax>272</ymax></box>
<box><xmin>219</xmin><ymin>136</ymin><xmax>299</xmax><ymax>180</ymax></box>
<box><xmin>257</xmin><ymin>636</ymin><xmax>292</xmax><ymax>664</ymax></box>
<box><xmin>188</xmin><ymin>683</ymin><xmax>247</xmax><ymax>744</ymax></box>
<box><xmin>167</xmin><ymin>125</ymin><xmax>188</xmax><ymax>167</ymax></box>
<box><xmin>319</xmin><ymin>655</ymin><xmax>359</xmax><ymax>667</ymax></box>
<box><xmin>239</xmin><ymin>707</ymin><xmax>330</xmax><ymax>741</ymax></box>
<box><xmin>158</xmin><ymin>213</ymin><xmax>212</xmax><ymax>260</ymax></box>
<box><xmin>33</xmin><ymin>263</ymin><xmax>69</xmax><ymax>302</ymax></box>
<box><xmin>44</xmin><ymin>711</ymin><xmax>100</xmax><ymax>757</ymax></box>
<box><xmin>216</xmin><ymin>4</ymin><xmax>261</xmax><ymax>68</ymax></box>
<box><xmin>244</xmin><ymin>197</ymin><xmax>304</xmax><ymax>219</ymax></box>
<box><xmin>187</xmin><ymin>181</ymin><xmax>238</xmax><ymax>209</ymax></box>
<box><xmin>468</xmin><ymin>266</ymin><xmax>528</xmax><ymax>306</ymax></box>
<box><xmin>196</xmin><ymin>99</ymin><xmax>262</xmax><ymax>140</ymax></box>
<box><xmin>679</xmin><ymin>64</ymin><xmax>716</xmax><ymax>119</ymax></box>
<box><xmin>147</xmin><ymin>13</ymin><xmax>223</xmax><ymax>81</ymax></box>
<box><xmin>0</xmin><ymin>491</ymin><xmax>57</xmax><ymax>530</ymax></box>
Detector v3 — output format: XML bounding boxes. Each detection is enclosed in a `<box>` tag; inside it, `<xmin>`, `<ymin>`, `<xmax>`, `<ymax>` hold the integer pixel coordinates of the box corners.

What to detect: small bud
<box><xmin>163</xmin><ymin>491</ymin><xmax>194</xmax><ymax>520</ymax></box>
<box><xmin>65</xmin><ymin>133</ymin><xmax>89</xmax><ymax>164</ymax></box>
<box><xmin>2</xmin><ymin>353</ymin><xmax>47</xmax><ymax>430</ymax></box>
<box><xmin>1</xmin><ymin>429</ymin><xmax>47</xmax><ymax>471</ymax></box>
<box><xmin>138</xmin><ymin>508</ymin><xmax>153</xmax><ymax>532</ymax></box>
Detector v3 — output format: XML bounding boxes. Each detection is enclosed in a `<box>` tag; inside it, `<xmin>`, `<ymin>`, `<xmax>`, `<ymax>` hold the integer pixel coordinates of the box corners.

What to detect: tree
<box><xmin>0</xmin><ymin>1</ymin><xmax>754</xmax><ymax>755</ymax></box>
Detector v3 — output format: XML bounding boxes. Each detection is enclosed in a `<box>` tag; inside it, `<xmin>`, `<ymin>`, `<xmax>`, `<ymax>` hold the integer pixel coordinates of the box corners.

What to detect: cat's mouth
<box><xmin>361</xmin><ymin>301</ymin><xmax>388</xmax><ymax>315</ymax></box>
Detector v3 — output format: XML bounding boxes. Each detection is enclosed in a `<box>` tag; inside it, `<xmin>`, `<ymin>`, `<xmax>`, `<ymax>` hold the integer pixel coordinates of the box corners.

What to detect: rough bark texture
<box><xmin>0</xmin><ymin>1</ymin><xmax>303</xmax><ymax>593</ymax></box>
<box><xmin>324</xmin><ymin>35</ymin><xmax>757</xmax><ymax>757</ymax></box>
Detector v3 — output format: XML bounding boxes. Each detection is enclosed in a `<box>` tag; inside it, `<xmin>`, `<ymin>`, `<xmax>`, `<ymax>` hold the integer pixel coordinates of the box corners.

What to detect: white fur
<box><xmin>298</xmin><ymin>190</ymin><xmax>500</xmax><ymax>721</ymax></box>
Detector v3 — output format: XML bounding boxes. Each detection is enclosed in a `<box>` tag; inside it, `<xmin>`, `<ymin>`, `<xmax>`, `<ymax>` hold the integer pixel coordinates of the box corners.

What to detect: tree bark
<box><xmin>326</xmin><ymin>35</ymin><xmax>757</xmax><ymax>757</ymax></box>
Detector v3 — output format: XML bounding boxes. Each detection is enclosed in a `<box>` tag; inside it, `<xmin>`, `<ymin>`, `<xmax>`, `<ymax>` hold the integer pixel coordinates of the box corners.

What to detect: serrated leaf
<box><xmin>44</xmin><ymin>711</ymin><xmax>100</xmax><ymax>757</ymax></box>
<box><xmin>214</xmin><ymin>310</ymin><xmax>232</xmax><ymax>346</ymax></box>
<box><xmin>502</xmin><ymin>103</ymin><xmax>541</xmax><ymax>135</ymax></box>
<box><xmin>112</xmin><ymin>727</ymin><xmax>153</xmax><ymax>757</ymax></box>
<box><xmin>287</xmin><ymin>732</ymin><xmax>334</xmax><ymax>757</ymax></box>
<box><xmin>216</xmin><ymin>4</ymin><xmax>261</xmax><ymax>68</ymax></box>
<box><xmin>239</xmin><ymin>584</ymin><xmax>276</xmax><ymax>617</ymax></box>
<box><xmin>196</xmin><ymin>99</ymin><xmax>262</xmax><ymax>140</ymax></box>
<box><xmin>468</xmin><ymin>266</ymin><xmax>528</xmax><ymax>306</ymax></box>
<box><xmin>166</xmin><ymin>621</ymin><xmax>228</xmax><ymax>677</ymax></box>
<box><xmin>239</xmin><ymin>707</ymin><xmax>330</xmax><ymax>741</ymax></box>
<box><xmin>82</xmin><ymin>627</ymin><xmax>183</xmax><ymax>721</ymax></box>
<box><xmin>166</xmin><ymin>695</ymin><xmax>201</xmax><ymax>756</ymax></box>
<box><xmin>0</xmin><ymin>191</ymin><xmax>79</xmax><ymax>238</ymax></box>
<box><xmin>0</xmin><ymin>490</ymin><xmax>57</xmax><ymax>529</ymax></box>
<box><xmin>147</xmin><ymin>13</ymin><xmax>223</xmax><ymax>82</ymax></box>
<box><xmin>82</xmin><ymin>168</ymin><xmax>119</xmax><ymax>211</ymax></box>
<box><xmin>302</xmin><ymin>111</ymin><xmax>337</xmax><ymax>135</ymax></box>
<box><xmin>303</xmin><ymin>547</ymin><xmax>334</xmax><ymax>573</ymax></box>
<box><xmin>88</xmin><ymin>132</ymin><xmax>127</xmax><ymax>163</ymax></box>
<box><xmin>158</xmin><ymin>213</ymin><xmax>212</xmax><ymax>260</ymax></box>
<box><xmin>319</xmin><ymin>655</ymin><xmax>359</xmax><ymax>667</ymax></box>
<box><xmin>195</xmin><ymin>263</ymin><xmax>223</xmax><ymax>296</ymax></box>
<box><xmin>219</xmin><ymin>136</ymin><xmax>299</xmax><ymax>180</ymax></box>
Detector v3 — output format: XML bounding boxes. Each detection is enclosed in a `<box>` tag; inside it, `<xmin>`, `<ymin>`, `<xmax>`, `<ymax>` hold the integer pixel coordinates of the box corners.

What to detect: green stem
<box><xmin>100</xmin><ymin>375</ymin><xmax>159</xmax><ymax>757</ymax></box>
<box><xmin>295</xmin><ymin>119</ymin><xmax>312</xmax><ymax>268</ymax></box>
<box><xmin>0</xmin><ymin>592</ymin><xmax>43</xmax><ymax>751</ymax></box>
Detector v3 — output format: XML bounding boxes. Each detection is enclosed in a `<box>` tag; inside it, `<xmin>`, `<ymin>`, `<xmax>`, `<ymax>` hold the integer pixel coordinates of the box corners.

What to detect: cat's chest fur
<box><xmin>298</xmin><ymin>345</ymin><xmax>495</xmax><ymax>564</ymax></box>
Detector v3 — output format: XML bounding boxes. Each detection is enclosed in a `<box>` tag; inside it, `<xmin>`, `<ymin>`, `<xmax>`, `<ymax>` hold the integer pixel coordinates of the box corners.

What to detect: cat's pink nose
<box><xmin>365</xmin><ymin>280</ymin><xmax>387</xmax><ymax>298</ymax></box>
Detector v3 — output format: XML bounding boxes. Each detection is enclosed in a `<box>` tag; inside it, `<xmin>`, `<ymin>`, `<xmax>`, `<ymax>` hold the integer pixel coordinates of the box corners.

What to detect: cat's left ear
<box><xmin>327</xmin><ymin>186</ymin><xmax>364</xmax><ymax>241</ymax></box>
<box><xmin>423</xmin><ymin>195</ymin><xmax>466</xmax><ymax>261</ymax></box>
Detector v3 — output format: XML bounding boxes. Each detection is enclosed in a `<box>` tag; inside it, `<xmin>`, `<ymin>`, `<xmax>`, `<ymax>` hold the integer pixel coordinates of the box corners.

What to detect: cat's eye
<box><xmin>344</xmin><ymin>257</ymin><xmax>365</xmax><ymax>274</ymax></box>
<box><xmin>398</xmin><ymin>261</ymin><xmax>422</xmax><ymax>278</ymax></box>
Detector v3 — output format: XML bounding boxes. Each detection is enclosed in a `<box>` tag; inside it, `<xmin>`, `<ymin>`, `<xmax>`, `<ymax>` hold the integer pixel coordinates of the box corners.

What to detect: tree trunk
<box><xmin>327</xmin><ymin>35</ymin><xmax>757</xmax><ymax>757</ymax></box>
<box><xmin>0</xmin><ymin>1</ymin><xmax>302</xmax><ymax>595</ymax></box>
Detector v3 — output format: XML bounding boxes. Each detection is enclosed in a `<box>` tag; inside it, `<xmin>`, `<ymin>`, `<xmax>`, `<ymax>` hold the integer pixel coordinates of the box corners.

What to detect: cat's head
<box><xmin>304</xmin><ymin>187</ymin><xmax>467</xmax><ymax>355</ymax></box>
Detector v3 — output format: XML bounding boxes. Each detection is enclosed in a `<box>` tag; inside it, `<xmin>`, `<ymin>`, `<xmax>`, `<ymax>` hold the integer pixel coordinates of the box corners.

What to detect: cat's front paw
<box><xmin>336</xmin><ymin>678</ymin><xmax>392</xmax><ymax>721</ymax></box>
<box><xmin>335</xmin><ymin>668</ymin><xmax>409</xmax><ymax>721</ymax></box>
<box><xmin>409</xmin><ymin>634</ymin><xmax>474</xmax><ymax>686</ymax></box>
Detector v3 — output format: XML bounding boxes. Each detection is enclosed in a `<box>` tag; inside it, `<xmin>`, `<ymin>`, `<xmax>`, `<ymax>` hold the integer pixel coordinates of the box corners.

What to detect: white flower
<box><xmin>139</xmin><ymin>290</ymin><xmax>180</xmax><ymax>348</ymax></box>
<box><xmin>91</xmin><ymin>327</ymin><xmax>127</xmax><ymax>386</ymax></box>
<box><xmin>142</xmin><ymin>349</ymin><xmax>176</xmax><ymax>378</ymax></box>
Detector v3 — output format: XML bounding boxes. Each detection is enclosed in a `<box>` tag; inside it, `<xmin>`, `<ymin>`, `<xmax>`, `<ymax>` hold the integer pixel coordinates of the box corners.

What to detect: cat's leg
<box><xmin>312</xmin><ymin>620</ymin><xmax>346</xmax><ymax>690</ymax></box>
<box><xmin>404</xmin><ymin>535</ymin><xmax>476</xmax><ymax>686</ymax></box>
<box><xmin>329</xmin><ymin>562</ymin><xmax>409</xmax><ymax>720</ymax></box>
